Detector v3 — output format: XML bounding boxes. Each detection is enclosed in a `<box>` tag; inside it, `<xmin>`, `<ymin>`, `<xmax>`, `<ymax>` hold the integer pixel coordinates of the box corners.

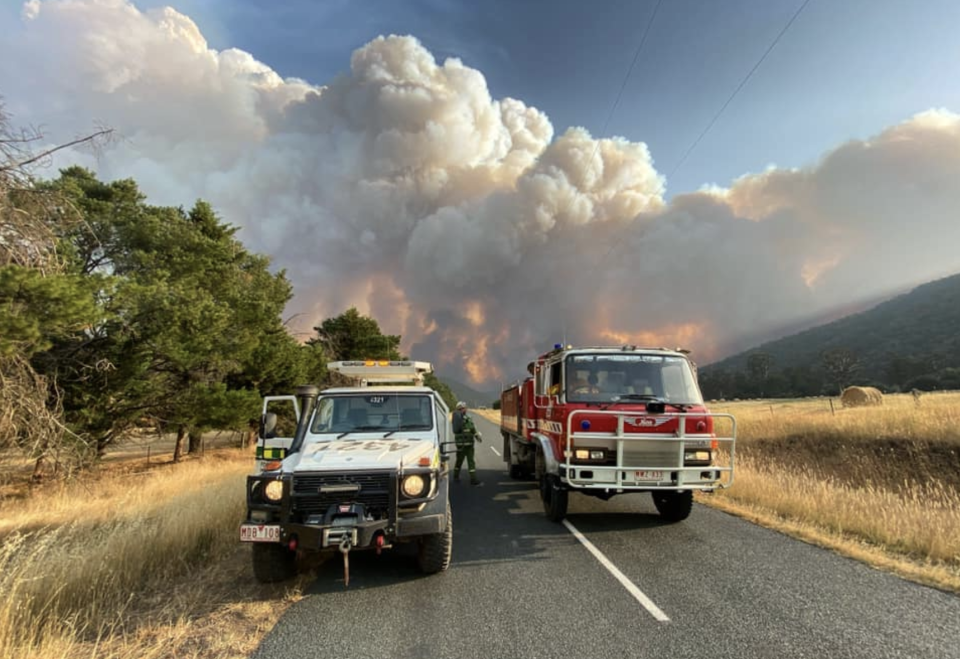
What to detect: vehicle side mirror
<box><xmin>260</xmin><ymin>412</ymin><xmax>278</xmax><ymax>439</ymax></box>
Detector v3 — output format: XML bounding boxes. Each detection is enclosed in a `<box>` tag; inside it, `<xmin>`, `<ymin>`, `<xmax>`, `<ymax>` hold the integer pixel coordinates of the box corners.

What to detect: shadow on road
<box><xmin>302</xmin><ymin>543</ymin><xmax>434</xmax><ymax>594</ymax></box>
<box><xmin>448</xmin><ymin>466</ymin><xmax>561</xmax><ymax>568</ymax></box>
<box><xmin>296</xmin><ymin>465</ymin><xmax>557</xmax><ymax>593</ymax></box>
<box><xmin>564</xmin><ymin>510</ymin><xmax>674</xmax><ymax>533</ymax></box>
<box><xmin>288</xmin><ymin>466</ymin><xmax>689</xmax><ymax>594</ymax></box>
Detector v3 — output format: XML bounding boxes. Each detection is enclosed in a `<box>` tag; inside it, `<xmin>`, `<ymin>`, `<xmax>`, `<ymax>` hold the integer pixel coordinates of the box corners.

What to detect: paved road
<box><xmin>252</xmin><ymin>415</ymin><xmax>960</xmax><ymax>659</ymax></box>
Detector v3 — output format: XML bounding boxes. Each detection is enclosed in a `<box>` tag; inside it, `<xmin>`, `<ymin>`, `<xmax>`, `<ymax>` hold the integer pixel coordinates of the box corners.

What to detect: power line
<box><xmin>593</xmin><ymin>0</ymin><xmax>663</xmax><ymax>145</ymax></box>
<box><xmin>565</xmin><ymin>2</ymin><xmax>661</xmax><ymax>342</ymax></box>
<box><xmin>667</xmin><ymin>0</ymin><xmax>812</xmax><ymax>179</ymax></box>
<box><xmin>586</xmin><ymin>0</ymin><xmax>661</xmax><ymax>272</ymax></box>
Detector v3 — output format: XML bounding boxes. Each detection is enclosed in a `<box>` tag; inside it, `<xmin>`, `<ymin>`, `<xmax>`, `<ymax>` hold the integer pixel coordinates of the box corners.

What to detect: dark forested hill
<box><xmin>441</xmin><ymin>378</ymin><xmax>499</xmax><ymax>408</ymax></box>
<box><xmin>699</xmin><ymin>272</ymin><xmax>960</xmax><ymax>398</ymax></box>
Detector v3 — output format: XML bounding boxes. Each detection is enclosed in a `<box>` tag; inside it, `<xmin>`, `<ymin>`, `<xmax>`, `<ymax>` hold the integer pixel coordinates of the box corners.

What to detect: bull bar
<box><xmin>563</xmin><ymin>409</ymin><xmax>736</xmax><ymax>491</ymax></box>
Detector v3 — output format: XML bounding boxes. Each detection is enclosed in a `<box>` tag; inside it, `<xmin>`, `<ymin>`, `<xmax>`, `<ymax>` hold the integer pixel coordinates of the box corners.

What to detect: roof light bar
<box><xmin>327</xmin><ymin>360</ymin><xmax>433</xmax><ymax>385</ymax></box>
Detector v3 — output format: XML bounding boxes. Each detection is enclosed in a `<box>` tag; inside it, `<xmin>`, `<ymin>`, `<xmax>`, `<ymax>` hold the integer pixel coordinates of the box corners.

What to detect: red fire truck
<box><xmin>500</xmin><ymin>345</ymin><xmax>735</xmax><ymax>522</ymax></box>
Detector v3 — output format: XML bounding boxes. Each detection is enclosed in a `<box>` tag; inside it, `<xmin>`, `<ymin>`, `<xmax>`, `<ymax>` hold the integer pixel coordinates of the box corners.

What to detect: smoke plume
<box><xmin>3</xmin><ymin>0</ymin><xmax>959</xmax><ymax>386</ymax></box>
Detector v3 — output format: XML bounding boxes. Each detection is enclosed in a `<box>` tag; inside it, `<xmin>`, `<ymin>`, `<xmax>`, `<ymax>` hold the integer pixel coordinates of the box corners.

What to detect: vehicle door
<box><xmin>256</xmin><ymin>395</ymin><xmax>300</xmax><ymax>472</ymax></box>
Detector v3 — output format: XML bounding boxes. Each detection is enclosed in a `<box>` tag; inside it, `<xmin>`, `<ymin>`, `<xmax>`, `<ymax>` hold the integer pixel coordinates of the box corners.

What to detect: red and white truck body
<box><xmin>500</xmin><ymin>345</ymin><xmax>736</xmax><ymax>522</ymax></box>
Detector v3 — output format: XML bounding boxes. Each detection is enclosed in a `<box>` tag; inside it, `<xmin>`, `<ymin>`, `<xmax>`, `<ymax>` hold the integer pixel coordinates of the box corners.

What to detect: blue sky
<box><xmin>3</xmin><ymin>0</ymin><xmax>960</xmax><ymax>380</ymax></box>
<box><xmin>128</xmin><ymin>0</ymin><xmax>960</xmax><ymax>196</ymax></box>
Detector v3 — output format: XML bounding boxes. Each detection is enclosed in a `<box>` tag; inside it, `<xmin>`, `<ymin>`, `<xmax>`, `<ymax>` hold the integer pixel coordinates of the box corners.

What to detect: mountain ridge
<box><xmin>698</xmin><ymin>271</ymin><xmax>960</xmax><ymax>397</ymax></box>
<box><xmin>439</xmin><ymin>376</ymin><xmax>499</xmax><ymax>408</ymax></box>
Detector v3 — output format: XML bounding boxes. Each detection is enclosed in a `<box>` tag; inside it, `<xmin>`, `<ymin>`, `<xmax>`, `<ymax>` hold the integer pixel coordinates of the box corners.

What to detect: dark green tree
<box><xmin>0</xmin><ymin>267</ymin><xmax>96</xmax><ymax>358</ymax></box>
<box><xmin>38</xmin><ymin>169</ymin><xmax>295</xmax><ymax>459</ymax></box>
<box><xmin>424</xmin><ymin>373</ymin><xmax>457</xmax><ymax>410</ymax></box>
<box><xmin>309</xmin><ymin>308</ymin><xmax>454</xmax><ymax>406</ymax></box>
<box><xmin>309</xmin><ymin>307</ymin><xmax>401</xmax><ymax>361</ymax></box>
<box><xmin>746</xmin><ymin>352</ymin><xmax>774</xmax><ymax>382</ymax></box>
<box><xmin>820</xmin><ymin>347</ymin><xmax>861</xmax><ymax>394</ymax></box>
<box><xmin>1</xmin><ymin>117</ymin><xmax>108</xmax><ymax>475</ymax></box>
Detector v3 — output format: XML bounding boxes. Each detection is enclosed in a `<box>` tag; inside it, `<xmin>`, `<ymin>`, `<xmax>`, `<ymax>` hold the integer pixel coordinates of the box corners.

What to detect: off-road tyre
<box><xmin>652</xmin><ymin>490</ymin><xmax>694</xmax><ymax>522</ymax></box>
<box><xmin>252</xmin><ymin>542</ymin><xmax>298</xmax><ymax>583</ymax></box>
<box><xmin>418</xmin><ymin>502</ymin><xmax>453</xmax><ymax>574</ymax></box>
<box><xmin>541</xmin><ymin>474</ymin><xmax>568</xmax><ymax>522</ymax></box>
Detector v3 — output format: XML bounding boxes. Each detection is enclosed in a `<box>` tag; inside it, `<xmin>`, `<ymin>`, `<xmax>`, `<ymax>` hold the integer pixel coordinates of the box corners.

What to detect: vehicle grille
<box><xmin>291</xmin><ymin>472</ymin><xmax>393</xmax><ymax>519</ymax></box>
<box><xmin>621</xmin><ymin>440</ymin><xmax>680</xmax><ymax>469</ymax></box>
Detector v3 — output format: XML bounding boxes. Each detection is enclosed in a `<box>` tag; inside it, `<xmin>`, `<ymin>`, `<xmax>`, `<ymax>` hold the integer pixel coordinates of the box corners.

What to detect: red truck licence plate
<box><xmin>240</xmin><ymin>524</ymin><xmax>281</xmax><ymax>543</ymax></box>
<box><xmin>634</xmin><ymin>470</ymin><xmax>663</xmax><ymax>481</ymax></box>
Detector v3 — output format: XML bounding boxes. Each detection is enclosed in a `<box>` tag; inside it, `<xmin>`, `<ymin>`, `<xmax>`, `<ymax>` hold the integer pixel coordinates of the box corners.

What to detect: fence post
<box><xmin>829</xmin><ymin>398</ymin><xmax>835</xmax><ymax>416</ymax></box>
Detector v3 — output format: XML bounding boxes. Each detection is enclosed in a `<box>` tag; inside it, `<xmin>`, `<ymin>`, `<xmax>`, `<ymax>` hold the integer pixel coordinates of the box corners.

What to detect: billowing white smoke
<box><xmin>3</xmin><ymin>0</ymin><xmax>959</xmax><ymax>385</ymax></box>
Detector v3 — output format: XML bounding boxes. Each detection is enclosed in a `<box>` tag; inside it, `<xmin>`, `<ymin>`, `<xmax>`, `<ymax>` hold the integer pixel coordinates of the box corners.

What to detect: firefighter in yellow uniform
<box><xmin>452</xmin><ymin>401</ymin><xmax>482</xmax><ymax>485</ymax></box>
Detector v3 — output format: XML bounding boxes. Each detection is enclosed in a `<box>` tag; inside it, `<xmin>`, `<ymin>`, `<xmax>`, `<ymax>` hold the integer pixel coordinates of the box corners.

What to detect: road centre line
<box><xmin>562</xmin><ymin>519</ymin><xmax>670</xmax><ymax>622</ymax></box>
<box><xmin>489</xmin><ymin>446</ymin><xmax>501</xmax><ymax>457</ymax></box>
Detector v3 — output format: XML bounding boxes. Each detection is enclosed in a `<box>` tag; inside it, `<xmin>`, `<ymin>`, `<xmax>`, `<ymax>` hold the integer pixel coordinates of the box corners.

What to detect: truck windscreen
<box><xmin>309</xmin><ymin>394</ymin><xmax>435</xmax><ymax>435</ymax></box>
<box><xmin>564</xmin><ymin>354</ymin><xmax>703</xmax><ymax>405</ymax></box>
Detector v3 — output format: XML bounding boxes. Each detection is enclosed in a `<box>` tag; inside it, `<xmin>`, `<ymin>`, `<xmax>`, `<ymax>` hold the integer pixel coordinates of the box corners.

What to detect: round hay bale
<box><xmin>840</xmin><ymin>386</ymin><xmax>884</xmax><ymax>408</ymax></box>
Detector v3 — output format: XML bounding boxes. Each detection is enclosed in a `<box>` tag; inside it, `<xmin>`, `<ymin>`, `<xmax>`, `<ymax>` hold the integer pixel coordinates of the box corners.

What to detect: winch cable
<box><xmin>340</xmin><ymin>536</ymin><xmax>352</xmax><ymax>587</ymax></box>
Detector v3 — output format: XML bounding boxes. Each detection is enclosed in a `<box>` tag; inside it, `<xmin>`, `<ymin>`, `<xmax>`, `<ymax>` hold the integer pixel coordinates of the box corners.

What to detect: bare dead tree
<box><xmin>0</xmin><ymin>100</ymin><xmax>114</xmax><ymax>480</ymax></box>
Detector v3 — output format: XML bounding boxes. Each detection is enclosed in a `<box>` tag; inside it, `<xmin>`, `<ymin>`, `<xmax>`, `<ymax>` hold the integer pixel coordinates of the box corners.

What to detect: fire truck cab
<box><xmin>500</xmin><ymin>345</ymin><xmax>735</xmax><ymax>522</ymax></box>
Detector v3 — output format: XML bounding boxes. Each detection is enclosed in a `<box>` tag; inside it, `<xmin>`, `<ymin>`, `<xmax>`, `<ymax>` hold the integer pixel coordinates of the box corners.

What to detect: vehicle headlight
<box><xmin>264</xmin><ymin>479</ymin><xmax>284</xmax><ymax>502</ymax></box>
<box><xmin>573</xmin><ymin>449</ymin><xmax>605</xmax><ymax>461</ymax></box>
<box><xmin>401</xmin><ymin>474</ymin><xmax>427</xmax><ymax>498</ymax></box>
<box><xmin>684</xmin><ymin>450</ymin><xmax>711</xmax><ymax>463</ymax></box>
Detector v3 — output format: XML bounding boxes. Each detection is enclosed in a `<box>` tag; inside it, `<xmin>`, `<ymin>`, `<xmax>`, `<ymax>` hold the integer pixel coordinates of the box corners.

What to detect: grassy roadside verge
<box><xmin>0</xmin><ymin>450</ymin><xmax>309</xmax><ymax>659</ymax></box>
<box><xmin>475</xmin><ymin>397</ymin><xmax>960</xmax><ymax>593</ymax></box>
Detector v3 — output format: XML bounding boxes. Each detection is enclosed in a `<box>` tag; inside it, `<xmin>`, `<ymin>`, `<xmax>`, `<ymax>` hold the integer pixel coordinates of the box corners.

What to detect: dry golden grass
<box><xmin>705</xmin><ymin>455</ymin><xmax>960</xmax><ymax>588</ymax></box>
<box><xmin>472</xmin><ymin>409</ymin><xmax>502</xmax><ymax>425</ymax></box>
<box><xmin>0</xmin><ymin>449</ymin><xmax>307</xmax><ymax>659</ymax></box>
<box><xmin>477</xmin><ymin>394</ymin><xmax>960</xmax><ymax>591</ymax></box>
<box><xmin>701</xmin><ymin>491</ymin><xmax>960</xmax><ymax>593</ymax></box>
<box><xmin>0</xmin><ymin>451</ymin><xmax>240</xmax><ymax>538</ymax></box>
<box><xmin>706</xmin><ymin>392</ymin><xmax>960</xmax><ymax>591</ymax></box>
<box><xmin>710</xmin><ymin>390</ymin><xmax>960</xmax><ymax>447</ymax></box>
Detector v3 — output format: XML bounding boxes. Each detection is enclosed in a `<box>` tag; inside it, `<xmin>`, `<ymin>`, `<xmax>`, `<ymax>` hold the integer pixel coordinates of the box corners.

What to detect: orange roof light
<box><xmin>418</xmin><ymin>456</ymin><xmax>431</xmax><ymax>466</ymax></box>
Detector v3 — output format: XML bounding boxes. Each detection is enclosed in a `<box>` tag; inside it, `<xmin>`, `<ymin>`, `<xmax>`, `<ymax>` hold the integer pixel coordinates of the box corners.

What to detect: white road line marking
<box><xmin>489</xmin><ymin>446</ymin><xmax>501</xmax><ymax>457</ymax></box>
<box><xmin>562</xmin><ymin>519</ymin><xmax>670</xmax><ymax>622</ymax></box>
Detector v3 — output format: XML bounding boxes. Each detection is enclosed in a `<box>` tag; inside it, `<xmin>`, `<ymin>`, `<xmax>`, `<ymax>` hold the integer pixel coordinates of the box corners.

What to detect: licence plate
<box><xmin>634</xmin><ymin>470</ymin><xmax>664</xmax><ymax>481</ymax></box>
<box><xmin>240</xmin><ymin>524</ymin><xmax>281</xmax><ymax>543</ymax></box>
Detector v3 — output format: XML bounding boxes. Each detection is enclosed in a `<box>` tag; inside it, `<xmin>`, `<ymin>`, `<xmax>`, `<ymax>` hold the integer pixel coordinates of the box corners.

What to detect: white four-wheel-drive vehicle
<box><xmin>240</xmin><ymin>361</ymin><xmax>455</xmax><ymax>583</ymax></box>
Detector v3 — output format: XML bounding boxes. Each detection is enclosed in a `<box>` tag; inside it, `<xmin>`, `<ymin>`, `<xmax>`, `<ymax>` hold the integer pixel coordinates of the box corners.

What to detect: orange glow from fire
<box><xmin>462</xmin><ymin>330</ymin><xmax>503</xmax><ymax>384</ymax></box>
<box><xmin>413</xmin><ymin>304</ymin><xmax>506</xmax><ymax>385</ymax></box>
<box><xmin>598</xmin><ymin>322</ymin><xmax>717</xmax><ymax>361</ymax></box>
<box><xmin>801</xmin><ymin>255</ymin><xmax>841</xmax><ymax>288</ymax></box>
<box><xmin>463</xmin><ymin>301</ymin><xmax>485</xmax><ymax>327</ymax></box>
